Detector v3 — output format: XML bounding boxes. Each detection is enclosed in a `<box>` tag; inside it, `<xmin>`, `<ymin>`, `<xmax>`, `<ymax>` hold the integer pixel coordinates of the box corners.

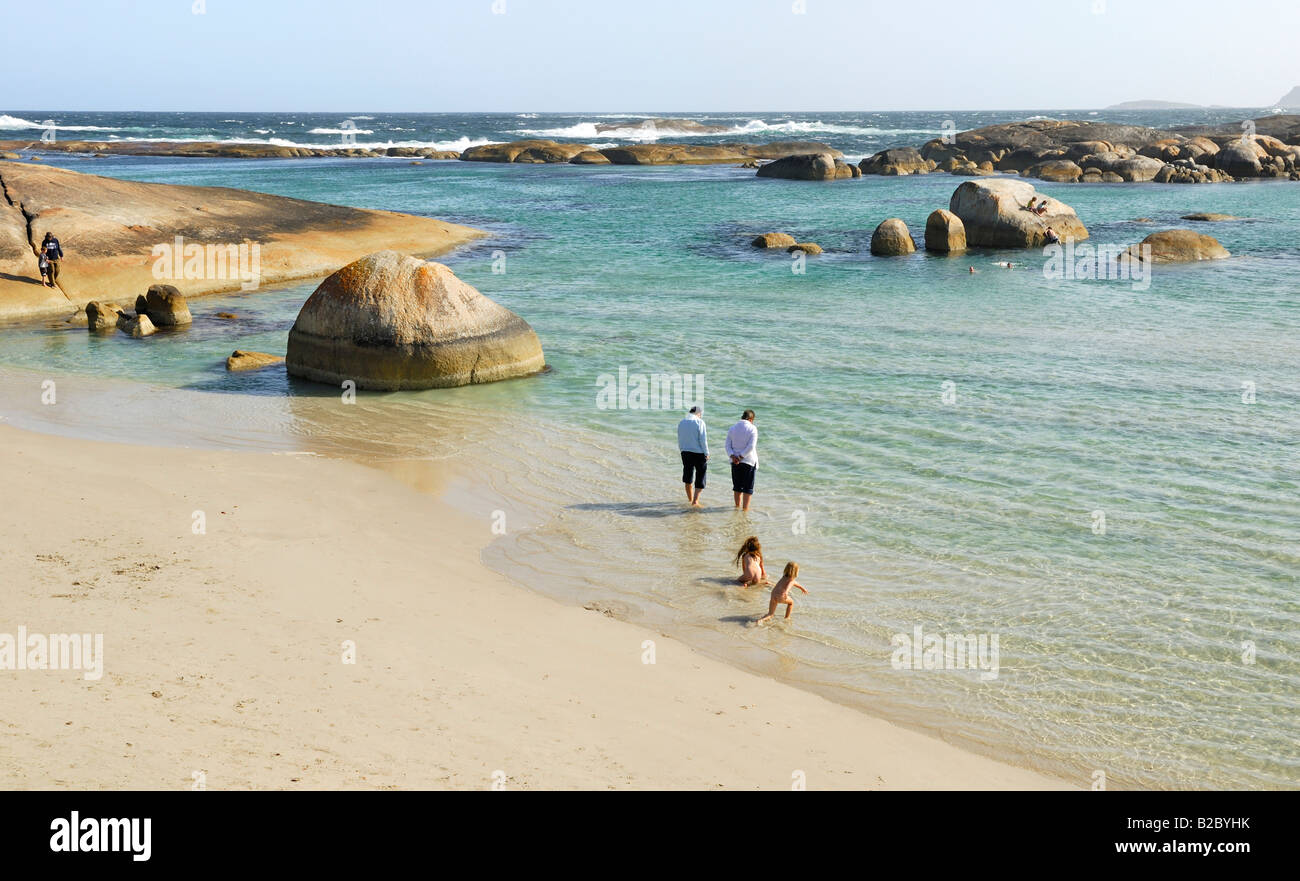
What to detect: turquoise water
<box><xmin>2</xmin><ymin>141</ymin><xmax>1298</xmax><ymax>789</ymax></box>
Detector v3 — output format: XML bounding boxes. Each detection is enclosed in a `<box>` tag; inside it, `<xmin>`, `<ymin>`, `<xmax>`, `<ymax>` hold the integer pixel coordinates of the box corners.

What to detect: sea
<box><xmin>1</xmin><ymin>109</ymin><xmax>1296</xmax><ymax>789</ymax></box>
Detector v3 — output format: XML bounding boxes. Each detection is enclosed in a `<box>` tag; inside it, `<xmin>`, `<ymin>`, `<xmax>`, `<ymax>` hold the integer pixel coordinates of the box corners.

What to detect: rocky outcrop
<box><xmin>85</xmin><ymin>300</ymin><xmax>122</xmax><ymax>331</ymax></box>
<box><xmin>908</xmin><ymin>116</ymin><xmax>1300</xmax><ymax>184</ymax></box>
<box><xmin>0</xmin><ymin>162</ymin><xmax>483</xmax><ymax>322</ymax></box>
<box><xmin>226</xmin><ymin>350</ymin><xmax>284</xmax><ymax>372</ymax></box>
<box><xmin>788</xmin><ymin>242</ymin><xmax>822</xmax><ymax>255</ymax></box>
<box><xmin>870</xmin><ymin>219</ymin><xmax>916</xmax><ymax>256</ymax></box>
<box><xmin>461</xmin><ymin>140</ymin><xmax>594</xmax><ymax>163</ymax></box>
<box><xmin>286</xmin><ymin>251</ymin><xmax>545</xmax><ymax>391</ymax></box>
<box><xmin>730</xmin><ymin>141</ymin><xmax>843</xmax><ymax>160</ymax></box>
<box><xmin>135</xmin><ymin>284</ymin><xmax>192</xmax><ymax>326</ymax></box>
<box><xmin>755</xmin><ymin>153</ymin><xmax>840</xmax><ymax>180</ymax></box>
<box><xmin>385</xmin><ymin>147</ymin><xmax>460</xmax><ymax>160</ymax></box>
<box><xmin>455</xmin><ymin>139</ymin><xmax>843</xmax><ymax>166</ymax></box>
<box><xmin>752</xmin><ymin>233</ymin><xmax>797</xmax><ymax>249</ymax></box>
<box><xmin>924</xmin><ymin>209</ymin><xmax>966</xmax><ymax>253</ymax></box>
<box><xmin>601</xmin><ymin>144</ymin><xmax>749</xmax><ymax>165</ymax></box>
<box><xmin>949</xmin><ymin>179</ymin><xmax>1089</xmax><ymax>248</ymax></box>
<box><xmin>1124</xmin><ymin>230</ymin><xmax>1230</xmax><ymax>263</ymax></box>
<box><xmin>570</xmin><ymin>150</ymin><xmax>612</xmax><ymax>164</ymax></box>
<box><xmin>859</xmin><ymin>147</ymin><xmax>936</xmax><ymax>176</ymax></box>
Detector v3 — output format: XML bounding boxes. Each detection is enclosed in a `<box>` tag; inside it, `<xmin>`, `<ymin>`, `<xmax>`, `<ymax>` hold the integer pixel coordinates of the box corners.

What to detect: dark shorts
<box><xmin>731</xmin><ymin>462</ymin><xmax>756</xmax><ymax>495</ymax></box>
<box><xmin>680</xmin><ymin>451</ymin><xmax>707</xmax><ymax>488</ymax></box>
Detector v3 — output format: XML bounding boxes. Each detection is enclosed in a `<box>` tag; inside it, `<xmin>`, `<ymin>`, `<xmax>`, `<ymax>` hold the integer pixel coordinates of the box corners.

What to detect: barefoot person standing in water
<box><xmin>676</xmin><ymin>405</ymin><xmax>708</xmax><ymax>507</ymax></box>
<box><xmin>725</xmin><ymin>409</ymin><xmax>758</xmax><ymax>512</ymax></box>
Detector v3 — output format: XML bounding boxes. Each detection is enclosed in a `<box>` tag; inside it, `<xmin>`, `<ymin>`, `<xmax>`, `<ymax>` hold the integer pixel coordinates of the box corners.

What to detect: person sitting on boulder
<box><xmin>1035</xmin><ymin>201</ymin><xmax>1049</xmax><ymax>217</ymax></box>
<box><xmin>1026</xmin><ymin>196</ymin><xmax>1038</xmax><ymax>212</ymax></box>
<box><xmin>1044</xmin><ymin>227</ymin><xmax>1060</xmax><ymax>244</ymax></box>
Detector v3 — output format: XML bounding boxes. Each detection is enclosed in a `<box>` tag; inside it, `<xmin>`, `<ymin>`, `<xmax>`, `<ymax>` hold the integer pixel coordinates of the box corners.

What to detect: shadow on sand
<box><xmin>717</xmin><ymin>615</ymin><xmax>758</xmax><ymax>627</ymax></box>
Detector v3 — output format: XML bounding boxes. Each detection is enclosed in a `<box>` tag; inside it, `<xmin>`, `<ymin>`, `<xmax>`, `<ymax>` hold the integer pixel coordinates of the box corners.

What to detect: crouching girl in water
<box><xmin>734</xmin><ymin>536</ymin><xmax>768</xmax><ymax>586</ymax></box>
<box><xmin>757</xmin><ymin>562</ymin><xmax>809</xmax><ymax>624</ymax></box>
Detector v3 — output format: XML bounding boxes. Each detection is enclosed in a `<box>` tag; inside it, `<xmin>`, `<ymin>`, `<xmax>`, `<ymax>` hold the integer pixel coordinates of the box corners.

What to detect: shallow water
<box><xmin>2</xmin><ymin>113</ymin><xmax>1298</xmax><ymax>789</ymax></box>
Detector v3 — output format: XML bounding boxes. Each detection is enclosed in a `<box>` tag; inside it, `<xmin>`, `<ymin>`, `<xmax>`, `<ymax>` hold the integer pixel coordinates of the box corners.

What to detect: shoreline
<box><xmin>0</xmin><ymin>422</ymin><xmax>1070</xmax><ymax>790</ymax></box>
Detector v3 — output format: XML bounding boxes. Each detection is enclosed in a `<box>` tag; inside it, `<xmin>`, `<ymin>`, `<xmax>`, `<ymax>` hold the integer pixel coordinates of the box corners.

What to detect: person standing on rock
<box><xmin>725</xmin><ymin>409</ymin><xmax>759</xmax><ymax>512</ymax></box>
<box><xmin>676</xmin><ymin>405</ymin><xmax>708</xmax><ymax>507</ymax></box>
<box><xmin>41</xmin><ymin>232</ymin><xmax>63</xmax><ymax>287</ymax></box>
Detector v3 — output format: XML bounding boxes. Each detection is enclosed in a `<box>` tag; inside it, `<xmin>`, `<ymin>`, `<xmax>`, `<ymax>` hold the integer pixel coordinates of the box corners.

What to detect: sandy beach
<box><xmin>0</xmin><ymin>423</ymin><xmax>1067</xmax><ymax>790</ymax></box>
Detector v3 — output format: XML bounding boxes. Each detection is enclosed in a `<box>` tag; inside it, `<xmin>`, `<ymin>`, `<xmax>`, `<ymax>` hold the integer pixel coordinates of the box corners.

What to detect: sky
<box><xmin>2</xmin><ymin>0</ymin><xmax>1297</xmax><ymax>112</ymax></box>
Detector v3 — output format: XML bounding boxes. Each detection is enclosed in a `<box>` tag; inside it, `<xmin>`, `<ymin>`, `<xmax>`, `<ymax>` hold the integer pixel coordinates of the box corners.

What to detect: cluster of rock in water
<box><xmin>84</xmin><ymin>285</ymin><xmax>192</xmax><ymax>337</ymax></box>
<box><xmin>855</xmin><ymin>118</ymin><xmax>1300</xmax><ymax>185</ymax></box>
<box><xmin>750</xmin><ymin>177</ymin><xmax>1232</xmax><ymax>263</ymax></box>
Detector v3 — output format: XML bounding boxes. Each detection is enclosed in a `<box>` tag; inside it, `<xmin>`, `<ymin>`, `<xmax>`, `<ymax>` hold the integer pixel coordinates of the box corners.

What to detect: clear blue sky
<box><xmin>5</xmin><ymin>0</ymin><xmax>1297</xmax><ymax>111</ymax></box>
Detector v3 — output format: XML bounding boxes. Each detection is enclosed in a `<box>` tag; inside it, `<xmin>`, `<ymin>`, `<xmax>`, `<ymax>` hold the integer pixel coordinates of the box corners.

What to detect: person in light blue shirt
<box><xmin>676</xmin><ymin>406</ymin><xmax>708</xmax><ymax>507</ymax></box>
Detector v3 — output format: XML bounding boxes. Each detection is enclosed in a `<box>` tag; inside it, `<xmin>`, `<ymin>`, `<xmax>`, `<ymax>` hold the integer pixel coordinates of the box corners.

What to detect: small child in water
<box><xmin>757</xmin><ymin>562</ymin><xmax>808</xmax><ymax>624</ymax></box>
<box><xmin>734</xmin><ymin>536</ymin><xmax>767</xmax><ymax>586</ymax></box>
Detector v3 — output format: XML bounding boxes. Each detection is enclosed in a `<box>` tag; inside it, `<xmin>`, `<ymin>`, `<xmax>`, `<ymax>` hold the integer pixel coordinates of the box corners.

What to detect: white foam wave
<box><xmin>513</xmin><ymin>118</ymin><xmax>951</xmax><ymax>142</ymax></box>
<box><xmin>307</xmin><ymin>126</ymin><xmax>376</xmax><ymax>135</ymax></box>
<box><xmin>0</xmin><ymin>114</ymin><xmax>122</xmax><ymax>132</ymax></box>
<box><xmin>124</xmin><ymin>135</ymin><xmax>491</xmax><ymax>151</ymax></box>
<box><xmin>724</xmin><ymin>119</ymin><xmax>949</xmax><ymax>137</ymax></box>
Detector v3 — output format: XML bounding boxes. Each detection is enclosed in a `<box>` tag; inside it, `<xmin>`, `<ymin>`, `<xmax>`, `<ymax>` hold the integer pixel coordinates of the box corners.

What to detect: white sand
<box><xmin>0</xmin><ymin>425</ymin><xmax>1069</xmax><ymax>790</ymax></box>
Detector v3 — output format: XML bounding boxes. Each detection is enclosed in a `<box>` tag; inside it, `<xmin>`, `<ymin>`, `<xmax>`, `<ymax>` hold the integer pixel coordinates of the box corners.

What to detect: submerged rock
<box><xmin>226</xmin><ymin>350</ymin><xmax>284</xmax><ymax>372</ymax></box>
<box><xmin>870</xmin><ymin>219</ymin><xmax>917</xmax><ymax>256</ymax></box>
<box><xmin>286</xmin><ymin>251</ymin><xmax>545</xmax><ymax>390</ymax></box>
<box><xmin>752</xmin><ymin>232</ymin><xmax>797</xmax><ymax>249</ymax></box>
<box><xmin>1124</xmin><ymin>229</ymin><xmax>1230</xmax><ymax>263</ymax></box>
<box><xmin>924</xmin><ymin>209</ymin><xmax>967</xmax><ymax>253</ymax></box>
<box><xmin>949</xmin><ymin>179</ymin><xmax>1089</xmax><ymax>248</ymax></box>
<box><xmin>788</xmin><ymin>242</ymin><xmax>823</xmax><ymax>255</ymax></box>
<box><xmin>1181</xmin><ymin>212</ymin><xmax>1240</xmax><ymax>221</ymax></box>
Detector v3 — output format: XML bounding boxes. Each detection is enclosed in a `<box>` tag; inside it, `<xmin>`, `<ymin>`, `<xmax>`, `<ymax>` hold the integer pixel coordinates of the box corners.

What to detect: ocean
<box><xmin>1</xmin><ymin>110</ymin><xmax>1297</xmax><ymax>789</ymax></box>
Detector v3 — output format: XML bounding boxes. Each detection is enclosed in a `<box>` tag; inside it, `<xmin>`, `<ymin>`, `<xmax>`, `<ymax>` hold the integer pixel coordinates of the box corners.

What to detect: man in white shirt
<box><xmin>724</xmin><ymin>409</ymin><xmax>758</xmax><ymax>512</ymax></box>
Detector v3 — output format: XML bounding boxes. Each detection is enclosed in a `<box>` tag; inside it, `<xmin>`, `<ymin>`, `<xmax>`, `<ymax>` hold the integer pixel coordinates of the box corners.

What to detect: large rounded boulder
<box><xmin>136</xmin><ymin>284</ymin><xmax>192</xmax><ymax>326</ymax></box>
<box><xmin>924</xmin><ymin>209</ymin><xmax>966</xmax><ymax>252</ymax></box>
<box><xmin>286</xmin><ymin>251</ymin><xmax>545</xmax><ymax>390</ymax></box>
<box><xmin>859</xmin><ymin>147</ymin><xmax>935</xmax><ymax>176</ymax></box>
<box><xmin>949</xmin><ymin>179</ymin><xmax>1089</xmax><ymax>248</ymax></box>
<box><xmin>1214</xmin><ymin>140</ymin><xmax>1264</xmax><ymax>178</ymax></box>
<box><xmin>870</xmin><ymin>219</ymin><xmax>917</xmax><ymax>256</ymax></box>
<box><xmin>756</xmin><ymin>152</ymin><xmax>839</xmax><ymax>181</ymax></box>
<box><xmin>1123</xmin><ymin>230</ymin><xmax>1230</xmax><ymax>263</ymax></box>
